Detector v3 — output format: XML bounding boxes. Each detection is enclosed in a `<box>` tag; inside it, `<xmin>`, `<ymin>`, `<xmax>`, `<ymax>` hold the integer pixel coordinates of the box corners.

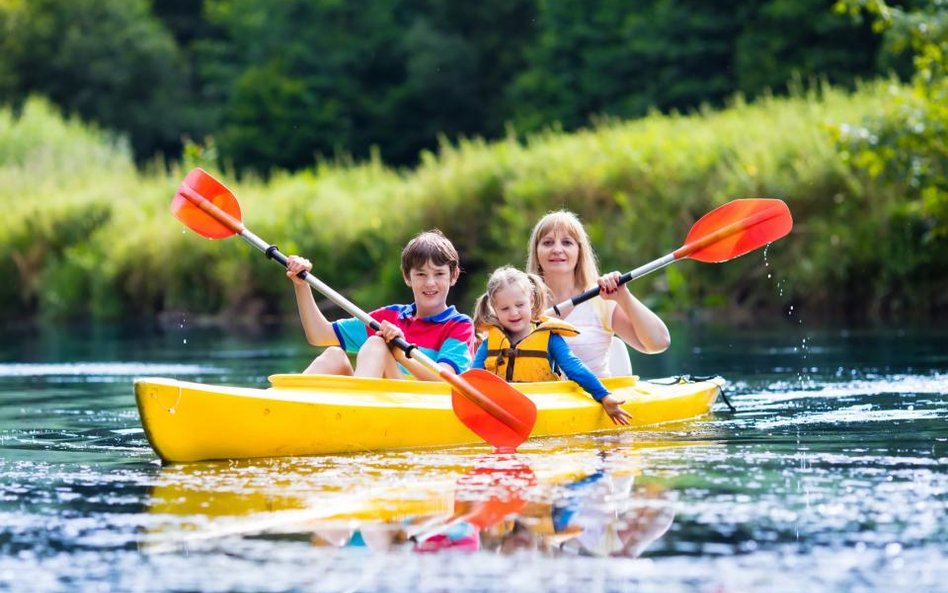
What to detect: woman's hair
<box><xmin>526</xmin><ymin>210</ymin><xmax>599</xmax><ymax>289</ymax></box>
<box><xmin>472</xmin><ymin>266</ymin><xmax>550</xmax><ymax>331</ymax></box>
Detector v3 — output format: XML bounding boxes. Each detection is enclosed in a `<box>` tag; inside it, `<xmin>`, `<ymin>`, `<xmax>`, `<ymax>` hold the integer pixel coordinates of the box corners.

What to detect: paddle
<box><xmin>411</xmin><ymin>453</ymin><xmax>536</xmax><ymax>551</ymax></box>
<box><xmin>171</xmin><ymin>167</ymin><xmax>536</xmax><ymax>450</ymax></box>
<box><xmin>546</xmin><ymin>198</ymin><xmax>793</xmax><ymax>317</ymax></box>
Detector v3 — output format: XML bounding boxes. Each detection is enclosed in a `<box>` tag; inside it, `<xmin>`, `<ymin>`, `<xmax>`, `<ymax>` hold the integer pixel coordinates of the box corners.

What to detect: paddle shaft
<box><xmin>243</xmin><ymin>230</ymin><xmax>528</xmax><ymax>431</ymax></box>
<box><xmin>546</xmin><ymin>203</ymin><xmax>784</xmax><ymax>318</ymax></box>
<box><xmin>546</xmin><ymin>255</ymin><xmax>673</xmax><ymax>318</ymax></box>
<box><xmin>175</xmin><ymin>184</ymin><xmax>527</xmax><ymax>433</ymax></box>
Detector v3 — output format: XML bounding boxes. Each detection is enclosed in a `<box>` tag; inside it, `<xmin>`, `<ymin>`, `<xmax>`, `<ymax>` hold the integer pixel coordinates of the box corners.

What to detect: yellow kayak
<box><xmin>135</xmin><ymin>373</ymin><xmax>724</xmax><ymax>463</ymax></box>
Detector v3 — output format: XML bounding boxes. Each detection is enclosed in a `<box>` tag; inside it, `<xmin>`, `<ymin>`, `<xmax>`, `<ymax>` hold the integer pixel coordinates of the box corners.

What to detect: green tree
<box><xmin>508</xmin><ymin>0</ymin><xmax>888</xmax><ymax>135</ymax></box>
<box><xmin>199</xmin><ymin>0</ymin><xmax>537</xmax><ymax>170</ymax></box>
<box><xmin>199</xmin><ymin>0</ymin><xmax>408</xmax><ymax>169</ymax></box>
<box><xmin>420</xmin><ymin>0</ymin><xmax>538</xmax><ymax>136</ymax></box>
<box><xmin>734</xmin><ymin>0</ymin><xmax>885</xmax><ymax>96</ymax></box>
<box><xmin>834</xmin><ymin>0</ymin><xmax>946</xmax><ymax>237</ymax></box>
<box><xmin>830</xmin><ymin>0</ymin><xmax>947</xmax><ymax>315</ymax></box>
<box><xmin>0</xmin><ymin>0</ymin><xmax>193</xmax><ymax>160</ymax></box>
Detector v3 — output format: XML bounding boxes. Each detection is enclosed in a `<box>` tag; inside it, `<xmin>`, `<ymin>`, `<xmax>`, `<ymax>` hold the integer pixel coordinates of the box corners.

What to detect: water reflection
<box><xmin>469</xmin><ymin>451</ymin><xmax>675</xmax><ymax>558</ymax></box>
<box><xmin>144</xmin><ymin>443</ymin><xmax>689</xmax><ymax>558</ymax></box>
<box><xmin>2</xmin><ymin>324</ymin><xmax>945</xmax><ymax>592</ymax></box>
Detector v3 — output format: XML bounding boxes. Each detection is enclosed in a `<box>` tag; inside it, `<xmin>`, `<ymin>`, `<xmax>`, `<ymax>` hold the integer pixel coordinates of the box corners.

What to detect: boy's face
<box><xmin>404</xmin><ymin>260</ymin><xmax>458</xmax><ymax>313</ymax></box>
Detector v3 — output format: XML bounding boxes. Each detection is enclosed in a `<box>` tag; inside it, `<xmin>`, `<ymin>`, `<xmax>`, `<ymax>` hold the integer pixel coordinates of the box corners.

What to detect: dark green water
<box><xmin>0</xmin><ymin>321</ymin><xmax>945</xmax><ymax>593</ymax></box>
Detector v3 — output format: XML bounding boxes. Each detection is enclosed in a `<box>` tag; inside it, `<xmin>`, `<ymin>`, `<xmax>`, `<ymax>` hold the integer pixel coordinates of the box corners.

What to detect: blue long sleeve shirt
<box><xmin>472</xmin><ymin>333</ymin><xmax>610</xmax><ymax>401</ymax></box>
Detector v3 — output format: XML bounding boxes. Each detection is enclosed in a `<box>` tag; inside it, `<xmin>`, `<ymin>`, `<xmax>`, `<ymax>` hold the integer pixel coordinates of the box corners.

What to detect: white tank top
<box><xmin>562</xmin><ymin>299</ymin><xmax>616</xmax><ymax>377</ymax></box>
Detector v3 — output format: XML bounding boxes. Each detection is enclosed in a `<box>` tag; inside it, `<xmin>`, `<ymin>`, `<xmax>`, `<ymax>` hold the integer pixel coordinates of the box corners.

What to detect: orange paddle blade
<box><xmin>171</xmin><ymin>168</ymin><xmax>243</xmax><ymax>239</ymax></box>
<box><xmin>454</xmin><ymin>456</ymin><xmax>537</xmax><ymax>529</ymax></box>
<box><xmin>677</xmin><ymin>198</ymin><xmax>792</xmax><ymax>263</ymax></box>
<box><xmin>451</xmin><ymin>370</ymin><xmax>537</xmax><ymax>451</ymax></box>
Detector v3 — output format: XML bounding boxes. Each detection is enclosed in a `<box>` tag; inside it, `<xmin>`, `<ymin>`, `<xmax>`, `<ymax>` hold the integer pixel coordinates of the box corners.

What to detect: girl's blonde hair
<box><xmin>526</xmin><ymin>210</ymin><xmax>599</xmax><ymax>289</ymax></box>
<box><xmin>472</xmin><ymin>266</ymin><xmax>550</xmax><ymax>331</ymax></box>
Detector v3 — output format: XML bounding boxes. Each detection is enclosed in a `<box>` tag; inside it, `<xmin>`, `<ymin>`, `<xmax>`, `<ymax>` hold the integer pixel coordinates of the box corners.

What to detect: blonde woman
<box><xmin>527</xmin><ymin>211</ymin><xmax>670</xmax><ymax>377</ymax></box>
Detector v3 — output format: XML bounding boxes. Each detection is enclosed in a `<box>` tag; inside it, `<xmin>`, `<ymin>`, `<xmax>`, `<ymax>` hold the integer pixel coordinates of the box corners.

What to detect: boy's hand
<box><xmin>376</xmin><ymin>320</ymin><xmax>405</xmax><ymax>344</ymax></box>
<box><xmin>286</xmin><ymin>255</ymin><xmax>312</xmax><ymax>286</ymax></box>
<box><xmin>600</xmin><ymin>394</ymin><xmax>631</xmax><ymax>425</ymax></box>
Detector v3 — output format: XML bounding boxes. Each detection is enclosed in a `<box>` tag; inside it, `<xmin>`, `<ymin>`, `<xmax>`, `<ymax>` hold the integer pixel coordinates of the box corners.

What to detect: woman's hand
<box><xmin>600</xmin><ymin>394</ymin><xmax>631</xmax><ymax>425</ymax></box>
<box><xmin>597</xmin><ymin>271</ymin><xmax>628</xmax><ymax>302</ymax></box>
<box><xmin>376</xmin><ymin>320</ymin><xmax>405</xmax><ymax>344</ymax></box>
<box><xmin>286</xmin><ymin>255</ymin><xmax>312</xmax><ymax>286</ymax></box>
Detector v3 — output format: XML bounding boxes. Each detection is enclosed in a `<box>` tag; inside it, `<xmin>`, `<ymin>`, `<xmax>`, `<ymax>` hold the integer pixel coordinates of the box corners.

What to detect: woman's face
<box><xmin>535</xmin><ymin>228</ymin><xmax>579</xmax><ymax>277</ymax></box>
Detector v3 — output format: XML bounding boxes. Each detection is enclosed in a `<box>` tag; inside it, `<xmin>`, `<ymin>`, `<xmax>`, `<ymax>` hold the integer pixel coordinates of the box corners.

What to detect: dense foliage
<box><xmin>0</xmin><ymin>0</ymin><xmax>194</xmax><ymax>159</ymax></box>
<box><xmin>2</xmin><ymin>83</ymin><xmax>944</xmax><ymax>325</ymax></box>
<box><xmin>826</xmin><ymin>0</ymin><xmax>947</xmax><ymax>315</ymax></box>
<box><xmin>1</xmin><ymin>0</ymin><xmax>894</xmax><ymax>169</ymax></box>
<box><xmin>0</xmin><ymin>0</ymin><xmax>943</xmax><ymax>324</ymax></box>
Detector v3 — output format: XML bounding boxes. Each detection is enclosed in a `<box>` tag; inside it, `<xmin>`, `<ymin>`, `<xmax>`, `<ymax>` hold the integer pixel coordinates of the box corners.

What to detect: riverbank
<box><xmin>2</xmin><ymin>81</ymin><xmax>945</xmax><ymax>325</ymax></box>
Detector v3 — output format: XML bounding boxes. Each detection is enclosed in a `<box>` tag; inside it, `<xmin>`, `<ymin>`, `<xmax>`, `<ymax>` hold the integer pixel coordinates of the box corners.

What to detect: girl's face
<box><xmin>491</xmin><ymin>285</ymin><xmax>533</xmax><ymax>340</ymax></box>
<box><xmin>535</xmin><ymin>228</ymin><xmax>579</xmax><ymax>277</ymax></box>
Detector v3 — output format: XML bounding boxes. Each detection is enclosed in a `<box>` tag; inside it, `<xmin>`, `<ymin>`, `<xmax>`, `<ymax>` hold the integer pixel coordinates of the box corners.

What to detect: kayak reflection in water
<box><xmin>309</xmin><ymin>453</ymin><xmax>534</xmax><ymax>553</ymax></box>
<box><xmin>411</xmin><ymin>453</ymin><xmax>536</xmax><ymax>553</ymax></box>
<box><xmin>547</xmin><ymin>471</ymin><xmax>674</xmax><ymax>557</ymax></box>
<box><xmin>476</xmin><ymin>458</ymin><xmax>674</xmax><ymax>557</ymax></box>
<box><xmin>308</xmin><ymin>451</ymin><xmax>674</xmax><ymax>557</ymax></box>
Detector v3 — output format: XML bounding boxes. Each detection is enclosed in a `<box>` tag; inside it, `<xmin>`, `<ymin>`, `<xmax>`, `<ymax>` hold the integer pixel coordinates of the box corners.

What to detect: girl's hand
<box><xmin>597</xmin><ymin>271</ymin><xmax>627</xmax><ymax>302</ymax></box>
<box><xmin>286</xmin><ymin>255</ymin><xmax>312</xmax><ymax>286</ymax></box>
<box><xmin>600</xmin><ymin>394</ymin><xmax>631</xmax><ymax>425</ymax></box>
<box><xmin>376</xmin><ymin>320</ymin><xmax>405</xmax><ymax>344</ymax></box>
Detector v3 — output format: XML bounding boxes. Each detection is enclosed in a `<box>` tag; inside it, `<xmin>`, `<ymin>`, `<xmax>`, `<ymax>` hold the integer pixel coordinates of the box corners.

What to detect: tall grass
<box><xmin>1</xmin><ymin>82</ymin><xmax>942</xmax><ymax>324</ymax></box>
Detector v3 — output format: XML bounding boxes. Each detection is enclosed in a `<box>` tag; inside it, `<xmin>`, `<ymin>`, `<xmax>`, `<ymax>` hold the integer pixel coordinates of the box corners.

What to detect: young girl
<box><xmin>472</xmin><ymin>266</ymin><xmax>631</xmax><ymax>425</ymax></box>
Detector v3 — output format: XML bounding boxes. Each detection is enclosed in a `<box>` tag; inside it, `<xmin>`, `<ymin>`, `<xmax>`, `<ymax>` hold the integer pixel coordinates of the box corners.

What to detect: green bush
<box><xmin>1</xmin><ymin>82</ymin><xmax>944</xmax><ymax>323</ymax></box>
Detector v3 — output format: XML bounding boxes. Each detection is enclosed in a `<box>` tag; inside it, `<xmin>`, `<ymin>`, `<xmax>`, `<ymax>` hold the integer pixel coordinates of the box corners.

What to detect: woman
<box><xmin>526</xmin><ymin>210</ymin><xmax>670</xmax><ymax>377</ymax></box>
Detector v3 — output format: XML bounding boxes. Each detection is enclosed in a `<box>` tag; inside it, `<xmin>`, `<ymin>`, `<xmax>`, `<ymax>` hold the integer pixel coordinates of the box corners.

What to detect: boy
<box><xmin>285</xmin><ymin>230</ymin><xmax>475</xmax><ymax>379</ymax></box>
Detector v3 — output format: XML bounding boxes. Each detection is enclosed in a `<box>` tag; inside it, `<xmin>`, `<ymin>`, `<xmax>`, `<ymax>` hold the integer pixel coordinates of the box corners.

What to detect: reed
<box><xmin>1</xmin><ymin>82</ymin><xmax>939</xmax><ymax>323</ymax></box>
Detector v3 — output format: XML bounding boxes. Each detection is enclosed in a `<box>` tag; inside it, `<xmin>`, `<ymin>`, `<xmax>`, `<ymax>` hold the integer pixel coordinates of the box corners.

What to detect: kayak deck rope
<box><xmin>648</xmin><ymin>375</ymin><xmax>736</xmax><ymax>413</ymax></box>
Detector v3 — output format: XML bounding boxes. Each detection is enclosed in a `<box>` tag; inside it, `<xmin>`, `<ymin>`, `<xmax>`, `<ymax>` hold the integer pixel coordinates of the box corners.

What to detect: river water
<box><xmin>0</xmin><ymin>321</ymin><xmax>945</xmax><ymax>592</ymax></box>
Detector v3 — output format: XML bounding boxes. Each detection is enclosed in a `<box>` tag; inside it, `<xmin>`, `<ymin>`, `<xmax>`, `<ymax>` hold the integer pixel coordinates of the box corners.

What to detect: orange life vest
<box><xmin>483</xmin><ymin>317</ymin><xmax>580</xmax><ymax>382</ymax></box>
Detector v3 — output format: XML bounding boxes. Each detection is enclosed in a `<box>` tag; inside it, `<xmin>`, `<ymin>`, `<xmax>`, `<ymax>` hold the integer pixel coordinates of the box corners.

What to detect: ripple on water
<box><xmin>0</xmin><ymin>362</ymin><xmax>228</xmax><ymax>381</ymax></box>
<box><xmin>0</xmin><ymin>329</ymin><xmax>946</xmax><ymax>593</ymax></box>
<box><xmin>0</xmin><ymin>544</ymin><xmax>944</xmax><ymax>593</ymax></box>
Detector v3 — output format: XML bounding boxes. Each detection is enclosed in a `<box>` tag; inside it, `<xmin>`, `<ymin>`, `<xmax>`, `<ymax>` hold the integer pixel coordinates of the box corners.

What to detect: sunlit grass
<box><xmin>0</xmin><ymin>81</ymin><xmax>934</xmax><ymax>322</ymax></box>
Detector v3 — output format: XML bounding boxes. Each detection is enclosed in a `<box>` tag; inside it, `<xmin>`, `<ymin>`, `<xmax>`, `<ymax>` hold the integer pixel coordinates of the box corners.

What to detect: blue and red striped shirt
<box><xmin>332</xmin><ymin>304</ymin><xmax>475</xmax><ymax>374</ymax></box>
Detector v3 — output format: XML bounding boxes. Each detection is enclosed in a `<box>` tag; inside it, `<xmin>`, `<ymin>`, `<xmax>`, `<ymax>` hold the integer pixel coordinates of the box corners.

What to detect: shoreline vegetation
<box><xmin>2</xmin><ymin>80</ymin><xmax>946</xmax><ymax>327</ymax></box>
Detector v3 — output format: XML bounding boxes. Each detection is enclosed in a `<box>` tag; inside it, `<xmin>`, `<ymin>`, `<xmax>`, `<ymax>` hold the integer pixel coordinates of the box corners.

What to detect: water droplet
<box><xmin>183</xmin><ymin>339</ymin><xmax>188</xmax><ymax>345</ymax></box>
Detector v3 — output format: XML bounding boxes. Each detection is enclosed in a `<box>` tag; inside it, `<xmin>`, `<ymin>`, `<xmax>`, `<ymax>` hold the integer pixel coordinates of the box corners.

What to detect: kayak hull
<box><xmin>135</xmin><ymin>374</ymin><xmax>724</xmax><ymax>463</ymax></box>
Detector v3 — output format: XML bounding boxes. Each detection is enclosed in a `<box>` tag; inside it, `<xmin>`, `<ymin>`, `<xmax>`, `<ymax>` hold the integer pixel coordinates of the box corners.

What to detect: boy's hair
<box><xmin>472</xmin><ymin>266</ymin><xmax>550</xmax><ymax>331</ymax></box>
<box><xmin>401</xmin><ymin>229</ymin><xmax>460</xmax><ymax>277</ymax></box>
<box><xmin>526</xmin><ymin>210</ymin><xmax>599</xmax><ymax>289</ymax></box>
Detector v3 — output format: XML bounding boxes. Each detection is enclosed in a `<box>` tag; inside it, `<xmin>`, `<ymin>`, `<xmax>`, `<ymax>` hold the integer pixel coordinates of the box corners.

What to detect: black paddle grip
<box><xmin>266</xmin><ymin>245</ymin><xmax>308</xmax><ymax>280</ymax></box>
<box><xmin>266</xmin><ymin>245</ymin><xmax>290</xmax><ymax>268</ymax></box>
<box><xmin>569</xmin><ymin>271</ymin><xmax>635</xmax><ymax>306</ymax></box>
<box><xmin>268</xmin><ymin>245</ymin><xmax>417</xmax><ymax>357</ymax></box>
<box><xmin>365</xmin><ymin>319</ymin><xmax>416</xmax><ymax>357</ymax></box>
